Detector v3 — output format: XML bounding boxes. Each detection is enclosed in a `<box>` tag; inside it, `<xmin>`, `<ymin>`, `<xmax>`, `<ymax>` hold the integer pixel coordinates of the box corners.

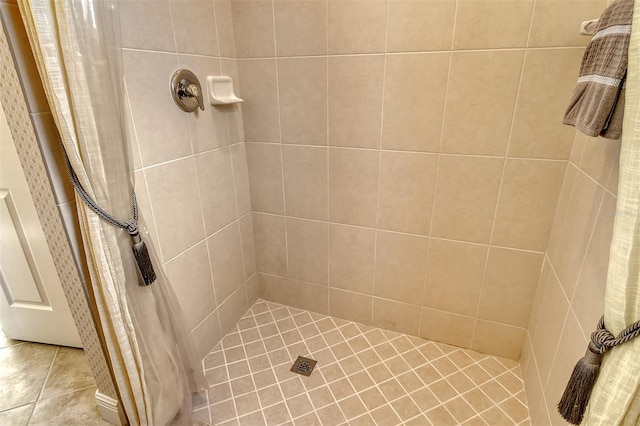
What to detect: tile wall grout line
<box><xmin>567</xmin><ymin>185</ymin><xmax>608</xmax><ymax>307</ymax></box>
<box><xmin>369</xmin><ymin>0</ymin><xmax>393</xmax><ymax>330</ymax></box>
<box><xmin>244</xmin><ymin>140</ymin><xmax>572</xmax><ymax>163</ymax></box>
<box><xmin>124</xmin><ymin>79</ymin><xmax>166</xmax><ymax>265</ymax></box>
<box><xmin>546</xmin><ymin>165</ymin><xmax>580</xmax><ymax>274</ymax></box>
<box><xmin>189</xmin><ymin>141</ymin><xmax>224</xmax><ymax>338</ymax></box>
<box><xmin>253</xmin><ymin>211</ymin><xmax>546</xmax><ymax>255</ymax></box>
<box><xmin>165</xmin><ymin>1</ymin><xmax>179</xmax><ymax>55</ymax></box>
<box><xmin>226</xmin><ymin>45</ymin><xmax>585</xmax><ymax>62</ymax></box>
<box><xmin>574</xmin><ymin>155</ymin><xmax>619</xmax><ymax>198</ymax></box>
<box><xmin>269</xmin><ymin>0</ymin><xmax>289</xmax><ymax>279</ymax></box>
<box><xmin>161</xmin><ymin>214</ymin><xmax>244</xmax><ymax>266</ymax></box>
<box><xmin>255</xmin><ymin>272</ymin><xmax>528</xmax><ymax>336</ymax></box>
<box><xmin>164</xmin><ymin>6</ymin><xmax>211</xmax><ymax>289</ymax></box>
<box><xmin>537</xmin><ymin>258</ymin><xmax>575</xmax><ymax>392</ymax></box>
<box><xmin>418</xmin><ymin>0</ymin><xmax>462</xmax><ymax>346</ymax></box>
<box><xmin>525</xmin><ymin>332</ymin><xmax>553</xmax><ymax>424</ymax></box>
<box><xmin>545</xmin><ymin>248</ymin><xmax>591</xmax><ymax>343</ymax></box>
<box><xmin>470</xmin><ymin>0</ymin><xmax>537</xmax><ymax>349</ymax></box>
<box><xmin>325</xmin><ymin>0</ymin><xmax>331</xmax><ymax>320</ymax></box>
<box><xmin>529</xmin><ymin>253</ymin><xmax>557</xmax><ymax>347</ymax></box>
<box><xmin>132</xmin><ymin>140</ymin><xmax>247</xmax><ymax>174</ymax></box>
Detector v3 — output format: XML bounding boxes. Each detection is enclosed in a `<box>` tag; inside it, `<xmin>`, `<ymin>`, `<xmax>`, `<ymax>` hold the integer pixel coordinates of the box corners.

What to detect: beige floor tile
<box><xmin>500</xmin><ymin>396</ymin><xmax>530</xmax><ymax>423</ymax></box>
<box><xmin>29</xmin><ymin>386</ymin><xmax>107</xmax><ymax>425</ymax></box>
<box><xmin>480</xmin><ymin>406</ymin><xmax>515</xmax><ymax>424</ymax></box>
<box><xmin>315</xmin><ymin>403</ymin><xmax>345</xmax><ymax>424</ymax></box>
<box><xmin>448</xmin><ymin>371</ymin><xmax>476</xmax><ymax>394</ymax></box>
<box><xmin>461</xmin><ymin>416</ymin><xmax>489</xmax><ymax>426</ymax></box>
<box><xmin>406</xmin><ymin>414</ymin><xmax>432</xmax><ymax>425</ymax></box>
<box><xmin>415</xmin><ymin>364</ymin><xmax>442</xmax><ymax>386</ymax></box>
<box><xmin>350</xmin><ymin>413</ymin><xmax>376</xmax><ymax>425</ymax></box>
<box><xmin>0</xmin><ymin>343</ymin><xmax>57</xmax><ymax>412</ymax></box>
<box><xmin>0</xmin><ymin>403</ymin><xmax>33</xmax><ymax>425</ymax></box>
<box><xmin>463</xmin><ymin>388</ymin><xmax>495</xmax><ymax>413</ymax></box>
<box><xmin>39</xmin><ymin>347</ymin><xmax>96</xmax><ymax>400</ymax></box>
<box><xmin>197</xmin><ymin>299</ymin><xmax>530</xmax><ymax>424</ymax></box>
<box><xmin>328</xmin><ymin>377</ymin><xmax>356</xmax><ymax>400</ymax></box>
<box><xmin>235</xmin><ymin>391</ymin><xmax>260</xmax><ymax>417</ymax></box>
<box><xmin>0</xmin><ymin>329</ymin><xmax>23</xmax><ymax>349</ymax></box>
<box><xmin>411</xmin><ymin>387</ymin><xmax>439</xmax><ymax>413</ymax></box>
<box><xmin>391</xmin><ymin>396</ymin><xmax>421</xmax><ymax>421</ymax></box>
<box><xmin>339</xmin><ymin>394</ymin><xmax>368</xmax><ymax>420</ymax></box>
<box><xmin>257</xmin><ymin>384</ymin><xmax>284</xmax><ymax>407</ymax></box>
<box><xmin>429</xmin><ymin>379</ymin><xmax>459</xmax><ymax>403</ymax></box>
<box><xmin>379</xmin><ymin>378</ymin><xmax>406</xmax><ymax>402</ymax></box>
<box><xmin>237</xmin><ymin>410</ymin><xmax>266</xmax><ymax>425</ymax></box>
<box><xmin>396</xmin><ymin>371</ymin><xmax>423</xmax><ymax>394</ymax></box>
<box><xmin>294</xmin><ymin>411</ymin><xmax>321</xmax><ymax>425</ymax></box>
<box><xmin>263</xmin><ymin>402</ymin><xmax>291</xmax><ymax>424</ymax></box>
<box><xmin>424</xmin><ymin>405</ymin><xmax>458</xmax><ymax>425</ymax></box>
<box><xmin>444</xmin><ymin>396</ymin><xmax>476</xmax><ymax>423</ymax></box>
<box><xmin>448</xmin><ymin>350</ymin><xmax>475</xmax><ymax>370</ymax></box>
<box><xmin>370</xmin><ymin>404</ymin><xmax>402</xmax><ymax>425</ymax></box>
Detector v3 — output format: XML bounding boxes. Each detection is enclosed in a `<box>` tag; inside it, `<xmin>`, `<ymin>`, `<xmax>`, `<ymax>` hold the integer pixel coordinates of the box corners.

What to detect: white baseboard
<box><xmin>95</xmin><ymin>390</ymin><xmax>126</xmax><ymax>425</ymax></box>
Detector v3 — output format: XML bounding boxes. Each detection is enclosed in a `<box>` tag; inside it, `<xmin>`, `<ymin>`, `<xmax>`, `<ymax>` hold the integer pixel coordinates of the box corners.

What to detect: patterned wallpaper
<box><xmin>0</xmin><ymin>12</ymin><xmax>118</xmax><ymax>401</ymax></box>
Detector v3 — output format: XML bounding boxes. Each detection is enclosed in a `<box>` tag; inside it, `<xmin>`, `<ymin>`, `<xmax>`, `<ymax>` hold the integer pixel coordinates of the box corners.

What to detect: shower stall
<box><xmin>123</xmin><ymin>0</ymin><xmax>614</xmax><ymax>423</ymax></box>
<box><xmin>2</xmin><ymin>0</ymin><xmax>622</xmax><ymax>424</ymax></box>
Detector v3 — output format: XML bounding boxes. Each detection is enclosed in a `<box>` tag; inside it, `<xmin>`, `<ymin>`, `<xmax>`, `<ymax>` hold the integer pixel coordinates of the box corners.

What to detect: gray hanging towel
<box><xmin>563</xmin><ymin>0</ymin><xmax>634</xmax><ymax>139</ymax></box>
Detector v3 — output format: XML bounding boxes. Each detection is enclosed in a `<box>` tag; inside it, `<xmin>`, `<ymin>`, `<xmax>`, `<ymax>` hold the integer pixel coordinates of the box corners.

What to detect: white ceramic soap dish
<box><xmin>207</xmin><ymin>76</ymin><xmax>243</xmax><ymax>105</ymax></box>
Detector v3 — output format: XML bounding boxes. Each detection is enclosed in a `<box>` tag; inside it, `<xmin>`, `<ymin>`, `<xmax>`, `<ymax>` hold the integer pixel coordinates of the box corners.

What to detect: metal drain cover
<box><xmin>290</xmin><ymin>356</ymin><xmax>317</xmax><ymax>377</ymax></box>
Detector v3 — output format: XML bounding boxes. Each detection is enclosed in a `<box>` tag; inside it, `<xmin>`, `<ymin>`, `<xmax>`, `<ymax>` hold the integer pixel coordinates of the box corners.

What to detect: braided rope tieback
<box><xmin>63</xmin><ymin>147</ymin><xmax>156</xmax><ymax>286</ymax></box>
<box><xmin>558</xmin><ymin>315</ymin><xmax>640</xmax><ymax>424</ymax></box>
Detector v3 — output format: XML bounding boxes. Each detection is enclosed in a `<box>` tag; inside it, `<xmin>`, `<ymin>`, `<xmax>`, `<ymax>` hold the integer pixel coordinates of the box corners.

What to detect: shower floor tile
<box><xmin>195</xmin><ymin>300</ymin><xmax>530</xmax><ymax>425</ymax></box>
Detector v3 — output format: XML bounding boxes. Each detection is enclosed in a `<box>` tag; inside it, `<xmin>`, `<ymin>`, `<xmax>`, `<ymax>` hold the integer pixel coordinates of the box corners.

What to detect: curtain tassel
<box><xmin>130</xmin><ymin>230</ymin><xmax>156</xmax><ymax>286</ymax></box>
<box><xmin>557</xmin><ymin>316</ymin><xmax>640</xmax><ymax>424</ymax></box>
<box><xmin>557</xmin><ymin>341</ymin><xmax>603</xmax><ymax>424</ymax></box>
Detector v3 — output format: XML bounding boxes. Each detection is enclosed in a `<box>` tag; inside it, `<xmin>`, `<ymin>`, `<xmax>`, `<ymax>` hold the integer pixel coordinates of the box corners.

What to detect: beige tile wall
<box><xmin>234</xmin><ymin>0</ymin><xmax>608</xmax><ymax>360</ymax></box>
<box><xmin>120</xmin><ymin>0</ymin><xmax>257</xmax><ymax>359</ymax></box>
<box><xmin>521</xmin><ymin>131</ymin><xmax>620</xmax><ymax>424</ymax></box>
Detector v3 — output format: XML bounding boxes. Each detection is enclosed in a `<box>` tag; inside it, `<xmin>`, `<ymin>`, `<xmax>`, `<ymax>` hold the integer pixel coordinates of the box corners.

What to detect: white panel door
<box><xmin>0</xmin><ymin>104</ymin><xmax>81</xmax><ymax>348</ymax></box>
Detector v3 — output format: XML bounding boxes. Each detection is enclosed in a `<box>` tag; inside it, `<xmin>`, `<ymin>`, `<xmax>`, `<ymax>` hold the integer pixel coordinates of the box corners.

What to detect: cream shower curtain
<box><xmin>18</xmin><ymin>1</ymin><xmax>204</xmax><ymax>425</ymax></box>
<box><xmin>583</xmin><ymin>0</ymin><xmax>640</xmax><ymax>423</ymax></box>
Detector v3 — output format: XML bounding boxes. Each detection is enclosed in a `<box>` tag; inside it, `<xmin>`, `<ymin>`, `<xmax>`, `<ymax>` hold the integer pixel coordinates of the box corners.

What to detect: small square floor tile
<box><xmin>285</xmin><ymin>393</ymin><xmax>314</xmax><ymax>419</ymax></box>
<box><xmin>370</xmin><ymin>404</ymin><xmax>401</xmax><ymax>426</ymax></box>
<box><xmin>360</xmin><ymin>387</ymin><xmax>387</xmax><ymax>411</ymax></box>
<box><xmin>316</xmin><ymin>403</ymin><xmax>346</xmax><ymax>425</ymax></box>
<box><xmin>196</xmin><ymin>300</ymin><xmax>530</xmax><ymax>425</ymax></box>
<box><xmin>263</xmin><ymin>403</ymin><xmax>291</xmax><ymax>424</ymax></box>
<box><xmin>391</xmin><ymin>395</ymin><xmax>421</xmax><ymax>421</ymax></box>
<box><xmin>339</xmin><ymin>395</ymin><xmax>367</xmax><ymax>420</ymax></box>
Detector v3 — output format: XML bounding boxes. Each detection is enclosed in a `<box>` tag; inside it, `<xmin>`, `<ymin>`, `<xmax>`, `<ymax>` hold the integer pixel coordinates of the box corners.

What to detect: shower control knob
<box><xmin>171</xmin><ymin>69</ymin><xmax>205</xmax><ymax>112</ymax></box>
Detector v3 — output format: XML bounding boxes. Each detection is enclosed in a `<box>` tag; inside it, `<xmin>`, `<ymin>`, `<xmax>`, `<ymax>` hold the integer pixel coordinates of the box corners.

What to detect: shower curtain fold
<box><xmin>582</xmin><ymin>0</ymin><xmax>640</xmax><ymax>423</ymax></box>
<box><xmin>16</xmin><ymin>1</ymin><xmax>205</xmax><ymax>425</ymax></box>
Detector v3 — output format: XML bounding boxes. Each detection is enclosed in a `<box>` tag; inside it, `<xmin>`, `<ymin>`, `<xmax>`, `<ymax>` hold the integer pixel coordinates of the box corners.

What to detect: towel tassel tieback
<box><xmin>558</xmin><ymin>315</ymin><xmax>640</xmax><ymax>424</ymax></box>
<box><xmin>63</xmin><ymin>147</ymin><xmax>156</xmax><ymax>286</ymax></box>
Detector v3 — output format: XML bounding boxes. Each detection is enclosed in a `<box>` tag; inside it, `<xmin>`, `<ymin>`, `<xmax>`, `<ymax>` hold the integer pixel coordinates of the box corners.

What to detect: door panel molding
<box><xmin>0</xmin><ymin>189</ymin><xmax>49</xmax><ymax>306</ymax></box>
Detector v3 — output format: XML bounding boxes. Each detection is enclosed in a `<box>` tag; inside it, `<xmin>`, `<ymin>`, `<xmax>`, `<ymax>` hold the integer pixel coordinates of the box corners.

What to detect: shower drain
<box><xmin>290</xmin><ymin>356</ymin><xmax>317</xmax><ymax>377</ymax></box>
